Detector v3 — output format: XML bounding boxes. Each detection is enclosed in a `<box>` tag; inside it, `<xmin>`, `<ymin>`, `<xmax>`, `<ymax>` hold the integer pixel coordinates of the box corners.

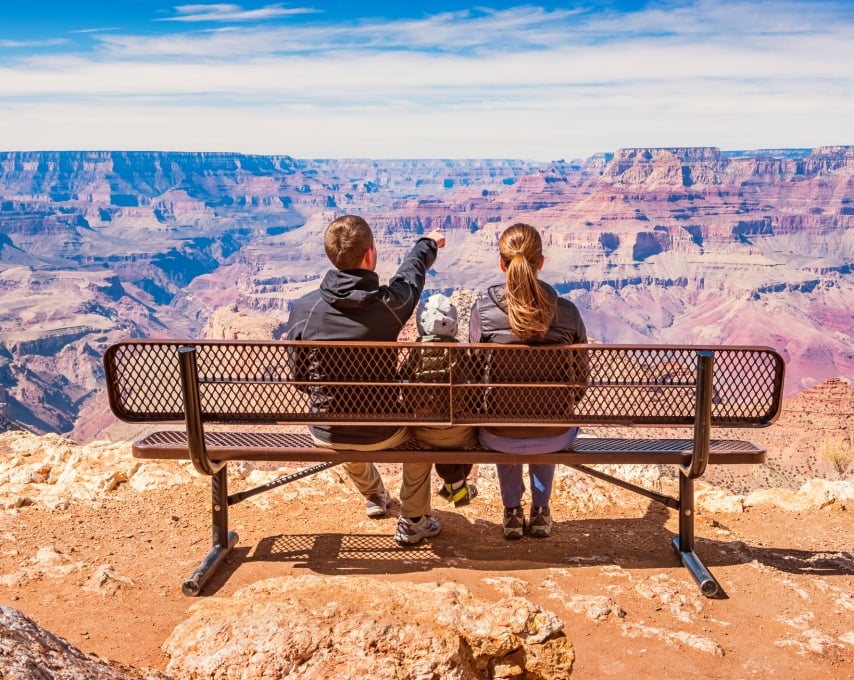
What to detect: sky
<box><xmin>0</xmin><ymin>0</ymin><xmax>852</xmax><ymax>160</ymax></box>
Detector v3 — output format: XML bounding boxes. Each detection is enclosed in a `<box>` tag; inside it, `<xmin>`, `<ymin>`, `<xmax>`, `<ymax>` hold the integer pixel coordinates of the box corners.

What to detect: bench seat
<box><xmin>133</xmin><ymin>430</ymin><xmax>766</xmax><ymax>466</ymax></box>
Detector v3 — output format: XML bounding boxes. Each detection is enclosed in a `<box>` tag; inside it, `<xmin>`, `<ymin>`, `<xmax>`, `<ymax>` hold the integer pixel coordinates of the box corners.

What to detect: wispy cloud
<box><xmin>0</xmin><ymin>1</ymin><xmax>851</xmax><ymax>158</ymax></box>
<box><xmin>72</xmin><ymin>27</ymin><xmax>122</xmax><ymax>35</ymax></box>
<box><xmin>0</xmin><ymin>38</ymin><xmax>68</xmax><ymax>48</ymax></box>
<box><xmin>161</xmin><ymin>3</ymin><xmax>319</xmax><ymax>23</ymax></box>
<box><xmin>93</xmin><ymin>7</ymin><xmax>590</xmax><ymax>58</ymax></box>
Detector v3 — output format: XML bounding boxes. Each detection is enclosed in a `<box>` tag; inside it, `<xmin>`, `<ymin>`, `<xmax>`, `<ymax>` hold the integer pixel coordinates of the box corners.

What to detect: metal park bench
<box><xmin>103</xmin><ymin>340</ymin><xmax>784</xmax><ymax>597</ymax></box>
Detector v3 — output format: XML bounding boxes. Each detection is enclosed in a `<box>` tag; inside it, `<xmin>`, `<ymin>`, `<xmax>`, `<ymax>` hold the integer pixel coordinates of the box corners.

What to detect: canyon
<box><xmin>0</xmin><ymin>147</ymin><xmax>852</xmax><ymax>438</ymax></box>
<box><xmin>1</xmin><ymin>147</ymin><xmax>853</xmax><ymax>676</ymax></box>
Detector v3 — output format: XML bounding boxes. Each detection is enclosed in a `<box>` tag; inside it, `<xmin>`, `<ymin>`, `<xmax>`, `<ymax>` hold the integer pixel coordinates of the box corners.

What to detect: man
<box><xmin>286</xmin><ymin>214</ymin><xmax>446</xmax><ymax>545</ymax></box>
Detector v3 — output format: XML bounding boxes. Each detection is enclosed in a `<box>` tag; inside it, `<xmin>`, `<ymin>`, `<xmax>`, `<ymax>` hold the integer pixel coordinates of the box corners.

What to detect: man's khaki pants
<box><xmin>311</xmin><ymin>427</ymin><xmax>432</xmax><ymax>518</ymax></box>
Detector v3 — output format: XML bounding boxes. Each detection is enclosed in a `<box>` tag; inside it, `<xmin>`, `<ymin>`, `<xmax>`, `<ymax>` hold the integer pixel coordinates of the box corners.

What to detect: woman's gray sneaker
<box><xmin>503</xmin><ymin>506</ymin><xmax>526</xmax><ymax>540</ymax></box>
<box><xmin>528</xmin><ymin>506</ymin><xmax>553</xmax><ymax>538</ymax></box>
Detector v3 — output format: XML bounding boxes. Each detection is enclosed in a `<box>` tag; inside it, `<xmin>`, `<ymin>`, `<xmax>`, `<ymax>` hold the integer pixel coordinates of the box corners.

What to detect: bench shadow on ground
<box><xmin>204</xmin><ymin>501</ymin><xmax>854</xmax><ymax>594</ymax></box>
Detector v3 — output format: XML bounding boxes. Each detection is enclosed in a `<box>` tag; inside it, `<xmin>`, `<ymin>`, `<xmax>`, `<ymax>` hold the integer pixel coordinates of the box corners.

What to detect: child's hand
<box><xmin>426</xmin><ymin>229</ymin><xmax>445</xmax><ymax>248</ymax></box>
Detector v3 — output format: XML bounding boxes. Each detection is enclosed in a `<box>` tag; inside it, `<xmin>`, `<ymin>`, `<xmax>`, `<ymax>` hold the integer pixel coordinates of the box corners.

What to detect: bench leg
<box><xmin>182</xmin><ymin>466</ymin><xmax>238</xmax><ymax>596</ymax></box>
<box><xmin>673</xmin><ymin>472</ymin><xmax>719</xmax><ymax>597</ymax></box>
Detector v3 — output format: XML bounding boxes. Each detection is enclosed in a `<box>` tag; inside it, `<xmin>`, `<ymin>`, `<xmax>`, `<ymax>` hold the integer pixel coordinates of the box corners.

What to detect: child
<box><xmin>406</xmin><ymin>293</ymin><xmax>478</xmax><ymax>506</ymax></box>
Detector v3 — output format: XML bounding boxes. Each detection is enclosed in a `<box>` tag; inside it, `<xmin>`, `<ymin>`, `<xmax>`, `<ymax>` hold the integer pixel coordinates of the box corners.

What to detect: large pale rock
<box><xmin>0</xmin><ymin>431</ymin><xmax>224</xmax><ymax>509</ymax></box>
<box><xmin>0</xmin><ymin>431</ymin><xmax>141</xmax><ymax>509</ymax></box>
<box><xmin>163</xmin><ymin>576</ymin><xmax>574</xmax><ymax>679</ymax></box>
<box><xmin>794</xmin><ymin>478</ymin><xmax>854</xmax><ymax>507</ymax></box>
<box><xmin>696</xmin><ymin>485</ymin><xmax>746</xmax><ymax>513</ymax></box>
<box><xmin>691</xmin><ymin>477</ymin><xmax>854</xmax><ymax>513</ymax></box>
<box><xmin>744</xmin><ymin>479</ymin><xmax>854</xmax><ymax>511</ymax></box>
<box><xmin>0</xmin><ymin>605</ymin><xmax>168</xmax><ymax>680</ymax></box>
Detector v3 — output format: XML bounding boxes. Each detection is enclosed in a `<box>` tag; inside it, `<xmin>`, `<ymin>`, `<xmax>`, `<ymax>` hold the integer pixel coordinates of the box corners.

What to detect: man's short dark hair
<box><xmin>324</xmin><ymin>215</ymin><xmax>374</xmax><ymax>270</ymax></box>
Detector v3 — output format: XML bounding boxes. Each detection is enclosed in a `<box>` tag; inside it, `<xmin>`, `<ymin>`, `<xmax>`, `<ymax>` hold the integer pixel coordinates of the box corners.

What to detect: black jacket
<box><xmin>286</xmin><ymin>237</ymin><xmax>438</xmax><ymax>445</ymax></box>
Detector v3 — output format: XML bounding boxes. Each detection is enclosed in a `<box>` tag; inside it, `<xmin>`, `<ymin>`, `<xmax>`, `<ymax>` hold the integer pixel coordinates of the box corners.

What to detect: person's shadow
<box><xmin>202</xmin><ymin>500</ymin><xmax>853</xmax><ymax>595</ymax></box>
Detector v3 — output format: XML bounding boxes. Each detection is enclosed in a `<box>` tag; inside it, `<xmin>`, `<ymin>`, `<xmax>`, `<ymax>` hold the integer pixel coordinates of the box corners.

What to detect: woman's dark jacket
<box><xmin>470</xmin><ymin>282</ymin><xmax>588</xmax><ymax>439</ymax></box>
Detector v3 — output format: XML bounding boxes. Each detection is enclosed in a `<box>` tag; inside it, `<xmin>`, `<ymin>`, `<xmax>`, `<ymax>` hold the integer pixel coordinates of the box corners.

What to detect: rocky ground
<box><xmin>1</xmin><ymin>423</ymin><xmax>852</xmax><ymax>679</ymax></box>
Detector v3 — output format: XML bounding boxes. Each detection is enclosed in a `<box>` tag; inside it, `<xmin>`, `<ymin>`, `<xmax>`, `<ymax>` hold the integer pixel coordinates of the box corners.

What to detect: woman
<box><xmin>469</xmin><ymin>223</ymin><xmax>587</xmax><ymax>539</ymax></box>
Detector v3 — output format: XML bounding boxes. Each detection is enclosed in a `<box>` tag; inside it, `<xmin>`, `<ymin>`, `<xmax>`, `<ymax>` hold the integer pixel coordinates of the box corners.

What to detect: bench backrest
<box><xmin>104</xmin><ymin>340</ymin><xmax>785</xmax><ymax>429</ymax></box>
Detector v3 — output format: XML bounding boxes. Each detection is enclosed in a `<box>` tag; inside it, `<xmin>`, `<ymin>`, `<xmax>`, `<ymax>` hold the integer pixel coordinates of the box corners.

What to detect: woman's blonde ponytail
<box><xmin>499</xmin><ymin>224</ymin><xmax>556</xmax><ymax>341</ymax></box>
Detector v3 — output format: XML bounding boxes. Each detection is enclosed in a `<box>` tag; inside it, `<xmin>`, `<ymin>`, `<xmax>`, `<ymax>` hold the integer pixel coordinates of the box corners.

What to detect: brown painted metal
<box><xmin>131</xmin><ymin>429</ymin><xmax>765</xmax><ymax>465</ymax></box>
<box><xmin>102</xmin><ymin>339</ymin><xmax>786</xmax><ymax>598</ymax></box>
<box><xmin>104</xmin><ymin>340</ymin><xmax>785</xmax><ymax>428</ymax></box>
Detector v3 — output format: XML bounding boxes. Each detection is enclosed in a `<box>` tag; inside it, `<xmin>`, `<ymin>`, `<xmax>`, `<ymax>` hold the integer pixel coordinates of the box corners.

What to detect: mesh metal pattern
<box><xmin>104</xmin><ymin>340</ymin><xmax>784</xmax><ymax>428</ymax></box>
<box><xmin>133</xmin><ymin>430</ymin><xmax>765</xmax><ymax>465</ymax></box>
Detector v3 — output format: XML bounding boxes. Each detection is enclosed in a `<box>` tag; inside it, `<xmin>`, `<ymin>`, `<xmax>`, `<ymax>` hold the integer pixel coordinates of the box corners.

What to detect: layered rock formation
<box><xmin>163</xmin><ymin>578</ymin><xmax>573</xmax><ymax>679</ymax></box>
<box><xmin>0</xmin><ymin>148</ymin><xmax>852</xmax><ymax>437</ymax></box>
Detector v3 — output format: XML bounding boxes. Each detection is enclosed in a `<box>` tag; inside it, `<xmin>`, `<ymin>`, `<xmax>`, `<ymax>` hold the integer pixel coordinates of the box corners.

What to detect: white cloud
<box><xmin>0</xmin><ymin>1</ymin><xmax>851</xmax><ymax>158</ymax></box>
<box><xmin>162</xmin><ymin>3</ymin><xmax>318</xmax><ymax>23</ymax></box>
<box><xmin>0</xmin><ymin>38</ymin><xmax>68</xmax><ymax>48</ymax></box>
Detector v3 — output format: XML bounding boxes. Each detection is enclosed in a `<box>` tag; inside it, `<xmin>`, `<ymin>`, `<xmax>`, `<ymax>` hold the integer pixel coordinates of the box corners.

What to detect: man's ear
<box><xmin>359</xmin><ymin>245</ymin><xmax>375</xmax><ymax>271</ymax></box>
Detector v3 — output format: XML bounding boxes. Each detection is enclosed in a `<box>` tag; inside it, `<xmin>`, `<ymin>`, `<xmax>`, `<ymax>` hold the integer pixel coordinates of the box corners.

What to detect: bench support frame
<box><xmin>674</xmin><ymin>350</ymin><xmax>720</xmax><ymax>596</ymax></box>
<box><xmin>181</xmin><ymin>456</ymin><xmax>722</xmax><ymax>597</ymax></box>
<box><xmin>181</xmin><ymin>467</ymin><xmax>238</xmax><ymax>596</ymax></box>
<box><xmin>109</xmin><ymin>341</ymin><xmax>784</xmax><ymax>597</ymax></box>
<box><xmin>176</xmin><ymin>347</ymin><xmax>723</xmax><ymax>597</ymax></box>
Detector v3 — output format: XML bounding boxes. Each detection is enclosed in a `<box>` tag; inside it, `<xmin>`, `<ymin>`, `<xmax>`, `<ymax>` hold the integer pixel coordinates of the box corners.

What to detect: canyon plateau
<box><xmin>0</xmin><ymin>147</ymin><xmax>852</xmax><ymax>438</ymax></box>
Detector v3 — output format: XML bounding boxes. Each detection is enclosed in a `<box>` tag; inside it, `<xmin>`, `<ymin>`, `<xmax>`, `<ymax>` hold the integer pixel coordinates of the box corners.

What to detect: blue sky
<box><xmin>1</xmin><ymin>1</ymin><xmax>852</xmax><ymax>159</ymax></box>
